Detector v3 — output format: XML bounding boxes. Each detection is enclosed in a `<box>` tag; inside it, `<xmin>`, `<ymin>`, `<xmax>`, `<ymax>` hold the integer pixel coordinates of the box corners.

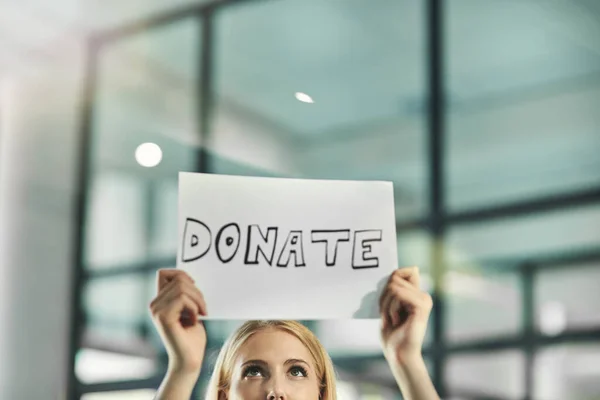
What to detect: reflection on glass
<box><xmin>446</xmin><ymin>0</ymin><xmax>600</xmax><ymax>211</ymax></box>
<box><xmin>85</xmin><ymin>173</ymin><xmax>147</xmax><ymax>268</ymax></box>
<box><xmin>84</xmin><ymin>275</ymin><xmax>146</xmax><ymax>323</ymax></box>
<box><xmin>446</xmin><ymin>205</ymin><xmax>600</xmax><ymax>263</ymax></box>
<box><xmin>534</xmin><ymin>344</ymin><xmax>600</xmax><ymax>400</ymax></box>
<box><xmin>150</xmin><ymin>182</ymin><xmax>180</xmax><ymax>259</ymax></box>
<box><xmin>446</xmin><ymin>270</ymin><xmax>521</xmax><ymax>342</ymax></box>
<box><xmin>397</xmin><ymin>230</ymin><xmax>431</xmax><ymax>272</ymax></box>
<box><xmin>82</xmin><ymin>321</ymin><xmax>151</xmax><ymax>355</ymax></box>
<box><xmin>318</xmin><ymin>320</ymin><xmax>385</xmax><ymax>357</ymax></box>
<box><xmin>76</xmin><ymin>348</ymin><xmax>157</xmax><ymax>384</ymax></box>
<box><xmin>81</xmin><ymin>389</ymin><xmax>157</xmax><ymax>400</ymax></box>
<box><xmin>85</xmin><ymin>18</ymin><xmax>201</xmax><ymax>268</ymax></box>
<box><xmin>336</xmin><ymin>380</ymin><xmax>359</xmax><ymax>400</ymax></box>
<box><xmin>536</xmin><ymin>262</ymin><xmax>600</xmax><ymax>333</ymax></box>
<box><xmin>213</xmin><ymin>0</ymin><xmax>427</xmax><ymax>221</ymax></box>
<box><xmin>447</xmin><ymin>350</ymin><xmax>525</xmax><ymax>399</ymax></box>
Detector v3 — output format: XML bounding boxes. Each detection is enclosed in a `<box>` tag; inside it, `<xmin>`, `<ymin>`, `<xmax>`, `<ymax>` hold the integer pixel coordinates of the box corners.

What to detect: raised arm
<box><xmin>149</xmin><ymin>269</ymin><xmax>208</xmax><ymax>400</ymax></box>
<box><xmin>379</xmin><ymin>267</ymin><xmax>440</xmax><ymax>400</ymax></box>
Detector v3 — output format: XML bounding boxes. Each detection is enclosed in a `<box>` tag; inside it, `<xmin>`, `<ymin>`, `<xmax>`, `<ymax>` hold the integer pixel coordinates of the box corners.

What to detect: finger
<box><xmin>156</xmin><ymin>278</ymin><xmax>207</xmax><ymax>317</ymax></box>
<box><xmin>389</xmin><ymin>298</ymin><xmax>401</xmax><ymax>327</ymax></box>
<box><xmin>378</xmin><ymin>272</ymin><xmax>396</xmax><ymax>311</ymax></box>
<box><xmin>381</xmin><ymin>285</ymin><xmax>411</xmax><ymax>329</ymax></box>
<box><xmin>389</xmin><ymin>280</ymin><xmax>430</xmax><ymax>316</ymax></box>
<box><xmin>379</xmin><ymin>285</ymin><xmax>396</xmax><ymax>326</ymax></box>
<box><xmin>383</xmin><ymin>282</ymin><xmax>415</xmax><ymax>325</ymax></box>
<box><xmin>393</xmin><ymin>266</ymin><xmax>420</xmax><ymax>289</ymax></box>
<box><xmin>380</xmin><ymin>310</ymin><xmax>389</xmax><ymax>331</ymax></box>
<box><xmin>152</xmin><ymin>272</ymin><xmax>188</xmax><ymax>303</ymax></box>
<box><xmin>167</xmin><ymin>281</ymin><xmax>208</xmax><ymax>316</ymax></box>
<box><xmin>151</xmin><ymin>287</ymin><xmax>199</xmax><ymax>326</ymax></box>
<box><xmin>151</xmin><ymin>276</ymin><xmax>208</xmax><ymax>319</ymax></box>
<box><xmin>164</xmin><ymin>292</ymin><xmax>201</xmax><ymax>326</ymax></box>
<box><xmin>156</xmin><ymin>269</ymin><xmax>194</xmax><ymax>292</ymax></box>
<box><xmin>380</xmin><ymin>277</ymin><xmax>422</xmax><ymax>310</ymax></box>
<box><xmin>150</xmin><ymin>276</ymin><xmax>178</xmax><ymax>311</ymax></box>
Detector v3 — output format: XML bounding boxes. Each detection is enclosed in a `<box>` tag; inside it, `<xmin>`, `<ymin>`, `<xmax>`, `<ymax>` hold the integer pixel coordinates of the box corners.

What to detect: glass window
<box><xmin>446</xmin><ymin>350</ymin><xmax>526</xmax><ymax>399</ymax></box>
<box><xmin>85</xmin><ymin>173</ymin><xmax>147</xmax><ymax>268</ymax></box>
<box><xmin>76</xmin><ymin>348</ymin><xmax>157</xmax><ymax>384</ymax></box>
<box><xmin>352</xmin><ymin>357</ymin><xmax>433</xmax><ymax>393</ymax></box>
<box><xmin>88</xmin><ymin>0</ymin><xmax>211</xmax><ymax>28</ymax></box>
<box><xmin>446</xmin><ymin>205</ymin><xmax>600</xmax><ymax>263</ymax></box>
<box><xmin>150</xmin><ymin>180</ymin><xmax>180</xmax><ymax>259</ymax></box>
<box><xmin>84</xmin><ymin>274</ymin><xmax>147</xmax><ymax>324</ymax></box>
<box><xmin>318</xmin><ymin>320</ymin><xmax>433</xmax><ymax>358</ymax></box>
<box><xmin>446</xmin><ymin>269</ymin><xmax>521</xmax><ymax>343</ymax></box>
<box><xmin>446</xmin><ymin>0</ymin><xmax>600</xmax><ymax>211</ymax></box>
<box><xmin>81</xmin><ymin>389</ymin><xmax>156</xmax><ymax>400</ymax></box>
<box><xmin>534</xmin><ymin>343</ymin><xmax>600</xmax><ymax>400</ymax></box>
<box><xmin>336</xmin><ymin>380</ymin><xmax>360</xmax><ymax>400</ymax></box>
<box><xmin>536</xmin><ymin>262</ymin><xmax>600</xmax><ymax>334</ymax></box>
<box><xmin>85</xmin><ymin>18</ymin><xmax>201</xmax><ymax>268</ymax></box>
<box><xmin>82</xmin><ymin>321</ymin><xmax>144</xmax><ymax>348</ymax></box>
<box><xmin>355</xmin><ymin>381</ymin><xmax>402</xmax><ymax>400</ymax></box>
<box><xmin>397</xmin><ymin>230</ymin><xmax>431</xmax><ymax>271</ymax></box>
<box><xmin>318</xmin><ymin>320</ymin><xmax>387</xmax><ymax>357</ymax></box>
<box><xmin>213</xmin><ymin>0</ymin><xmax>427</xmax><ymax>222</ymax></box>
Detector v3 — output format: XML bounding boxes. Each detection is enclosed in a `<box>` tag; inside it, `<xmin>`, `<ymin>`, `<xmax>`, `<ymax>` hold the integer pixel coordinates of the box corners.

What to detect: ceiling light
<box><xmin>295</xmin><ymin>92</ymin><xmax>314</xmax><ymax>103</ymax></box>
<box><xmin>135</xmin><ymin>142</ymin><xmax>162</xmax><ymax>167</ymax></box>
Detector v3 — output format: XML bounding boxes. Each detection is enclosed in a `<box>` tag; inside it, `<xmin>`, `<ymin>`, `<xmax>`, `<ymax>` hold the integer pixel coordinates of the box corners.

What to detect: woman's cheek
<box><xmin>289</xmin><ymin>379</ymin><xmax>321</xmax><ymax>399</ymax></box>
<box><xmin>231</xmin><ymin>380</ymin><xmax>264</xmax><ymax>400</ymax></box>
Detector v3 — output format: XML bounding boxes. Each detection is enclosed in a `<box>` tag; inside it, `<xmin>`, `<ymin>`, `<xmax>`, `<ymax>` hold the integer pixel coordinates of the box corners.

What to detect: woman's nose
<box><xmin>267</xmin><ymin>389</ymin><xmax>285</xmax><ymax>400</ymax></box>
<box><xmin>266</xmin><ymin>380</ymin><xmax>286</xmax><ymax>400</ymax></box>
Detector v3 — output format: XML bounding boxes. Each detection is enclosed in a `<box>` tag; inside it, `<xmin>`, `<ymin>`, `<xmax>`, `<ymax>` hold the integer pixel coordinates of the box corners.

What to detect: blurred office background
<box><xmin>1</xmin><ymin>0</ymin><xmax>600</xmax><ymax>399</ymax></box>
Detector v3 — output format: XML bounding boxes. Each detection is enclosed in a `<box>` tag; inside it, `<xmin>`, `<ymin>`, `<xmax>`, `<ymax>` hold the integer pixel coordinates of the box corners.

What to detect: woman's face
<box><xmin>225</xmin><ymin>328</ymin><xmax>321</xmax><ymax>400</ymax></box>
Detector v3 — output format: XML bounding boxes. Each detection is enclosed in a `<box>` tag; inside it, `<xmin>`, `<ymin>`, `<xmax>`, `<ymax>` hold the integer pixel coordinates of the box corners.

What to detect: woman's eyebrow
<box><xmin>241</xmin><ymin>359</ymin><xmax>267</xmax><ymax>367</ymax></box>
<box><xmin>284</xmin><ymin>358</ymin><xmax>309</xmax><ymax>367</ymax></box>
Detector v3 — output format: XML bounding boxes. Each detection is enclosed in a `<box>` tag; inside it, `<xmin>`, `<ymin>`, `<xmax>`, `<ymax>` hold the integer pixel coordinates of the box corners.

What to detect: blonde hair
<box><xmin>205</xmin><ymin>320</ymin><xmax>337</xmax><ymax>400</ymax></box>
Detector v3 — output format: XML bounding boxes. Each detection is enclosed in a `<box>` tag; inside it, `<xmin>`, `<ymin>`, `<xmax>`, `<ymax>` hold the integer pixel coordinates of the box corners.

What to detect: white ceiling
<box><xmin>2</xmin><ymin>0</ymin><xmax>600</xmax><ymax>126</ymax></box>
<box><xmin>2</xmin><ymin>0</ymin><xmax>599</xmax><ymax>212</ymax></box>
<box><xmin>215</xmin><ymin>0</ymin><xmax>600</xmax><ymax>134</ymax></box>
<box><xmin>0</xmin><ymin>0</ymin><xmax>211</xmax><ymax>76</ymax></box>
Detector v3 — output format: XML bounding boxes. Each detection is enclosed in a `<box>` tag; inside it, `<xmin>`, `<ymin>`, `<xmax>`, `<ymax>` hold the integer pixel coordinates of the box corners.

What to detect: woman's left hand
<box><xmin>379</xmin><ymin>266</ymin><xmax>433</xmax><ymax>364</ymax></box>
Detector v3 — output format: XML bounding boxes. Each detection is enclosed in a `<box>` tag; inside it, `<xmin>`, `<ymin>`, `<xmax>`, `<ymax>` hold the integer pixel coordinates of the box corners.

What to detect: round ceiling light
<box><xmin>135</xmin><ymin>142</ymin><xmax>163</xmax><ymax>168</ymax></box>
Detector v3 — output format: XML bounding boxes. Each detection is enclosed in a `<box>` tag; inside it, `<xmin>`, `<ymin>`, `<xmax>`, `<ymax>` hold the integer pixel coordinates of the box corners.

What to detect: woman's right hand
<box><xmin>149</xmin><ymin>269</ymin><xmax>208</xmax><ymax>376</ymax></box>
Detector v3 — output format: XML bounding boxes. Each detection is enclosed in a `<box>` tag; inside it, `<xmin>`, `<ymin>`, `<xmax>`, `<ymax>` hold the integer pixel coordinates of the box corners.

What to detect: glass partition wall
<box><xmin>72</xmin><ymin>1</ymin><xmax>600</xmax><ymax>399</ymax></box>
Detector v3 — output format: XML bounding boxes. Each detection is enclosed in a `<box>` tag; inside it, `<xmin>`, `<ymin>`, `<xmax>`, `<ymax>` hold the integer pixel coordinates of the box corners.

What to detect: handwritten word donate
<box><xmin>181</xmin><ymin>218</ymin><xmax>383</xmax><ymax>269</ymax></box>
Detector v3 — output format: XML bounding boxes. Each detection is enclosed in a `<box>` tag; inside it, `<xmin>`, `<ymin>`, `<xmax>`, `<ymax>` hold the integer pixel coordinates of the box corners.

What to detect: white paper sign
<box><xmin>177</xmin><ymin>172</ymin><xmax>398</xmax><ymax>319</ymax></box>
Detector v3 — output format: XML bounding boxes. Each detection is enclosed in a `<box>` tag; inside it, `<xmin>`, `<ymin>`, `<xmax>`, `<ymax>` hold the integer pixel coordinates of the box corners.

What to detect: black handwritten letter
<box><xmin>277</xmin><ymin>230</ymin><xmax>306</xmax><ymax>267</ymax></box>
<box><xmin>244</xmin><ymin>225</ymin><xmax>278</xmax><ymax>265</ymax></box>
<box><xmin>311</xmin><ymin>230</ymin><xmax>350</xmax><ymax>266</ymax></box>
<box><xmin>352</xmin><ymin>230</ymin><xmax>382</xmax><ymax>269</ymax></box>
<box><xmin>215</xmin><ymin>223</ymin><xmax>241</xmax><ymax>263</ymax></box>
<box><xmin>181</xmin><ymin>218</ymin><xmax>212</xmax><ymax>263</ymax></box>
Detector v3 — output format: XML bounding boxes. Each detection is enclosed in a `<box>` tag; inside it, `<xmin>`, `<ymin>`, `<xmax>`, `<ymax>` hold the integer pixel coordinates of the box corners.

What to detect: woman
<box><xmin>149</xmin><ymin>267</ymin><xmax>440</xmax><ymax>400</ymax></box>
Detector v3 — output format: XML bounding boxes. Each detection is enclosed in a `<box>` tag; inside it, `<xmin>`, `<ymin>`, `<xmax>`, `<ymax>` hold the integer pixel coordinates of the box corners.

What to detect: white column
<box><xmin>0</xmin><ymin>47</ymin><xmax>84</xmax><ymax>399</ymax></box>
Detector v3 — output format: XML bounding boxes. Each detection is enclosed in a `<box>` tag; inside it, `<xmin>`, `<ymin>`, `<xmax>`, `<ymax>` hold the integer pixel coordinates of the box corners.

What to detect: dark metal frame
<box><xmin>68</xmin><ymin>35</ymin><xmax>100</xmax><ymax>400</ymax></box>
<box><xmin>70</xmin><ymin>0</ymin><xmax>600</xmax><ymax>399</ymax></box>
<box><xmin>426</xmin><ymin>0</ymin><xmax>446</xmax><ymax>394</ymax></box>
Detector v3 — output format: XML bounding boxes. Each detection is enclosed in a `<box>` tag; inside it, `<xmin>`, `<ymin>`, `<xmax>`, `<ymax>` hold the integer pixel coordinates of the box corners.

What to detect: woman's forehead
<box><xmin>236</xmin><ymin>328</ymin><xmax>315</xmax><ymax>363</ymax></box>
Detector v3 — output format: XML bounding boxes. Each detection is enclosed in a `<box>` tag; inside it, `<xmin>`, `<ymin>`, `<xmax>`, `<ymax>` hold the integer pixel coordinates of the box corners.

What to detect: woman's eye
<box><xmin>243</xmin><ymin>366</ymin><xmax>263</xmax><ymax>377</ymax></box>
<box><xmin>289</xmin><ymin>366</ymin><xmax>307</xmax><ymax>377</ymax></box>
